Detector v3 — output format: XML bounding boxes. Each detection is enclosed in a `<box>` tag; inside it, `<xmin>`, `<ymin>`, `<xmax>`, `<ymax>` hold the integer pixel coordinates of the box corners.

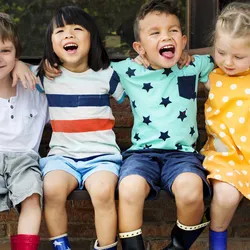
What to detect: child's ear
<box><xmin>133</xmin><ymin>41</ymin><xmax>146</xmax><ymax>56</ymax></box>
<box><xmin>182</xmin><ymin>35</ymin><xmax>187</xmax><ymax>50</ymax></box>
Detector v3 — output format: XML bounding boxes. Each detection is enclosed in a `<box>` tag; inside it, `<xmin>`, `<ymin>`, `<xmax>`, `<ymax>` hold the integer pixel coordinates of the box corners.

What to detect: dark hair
<box><xmin>134</xmin><ymin>0</ymin><xmax>180</xmax><ymax>41</ymax></box>
<box><xmin>37</xmin><ymin>6</ymin><xmax>109</xmax><ymax>77</ymax></box>
<box><xmin>0</xmin><ymin>13</ymin><xmax>22</xmax><ymax>58</ymax></box>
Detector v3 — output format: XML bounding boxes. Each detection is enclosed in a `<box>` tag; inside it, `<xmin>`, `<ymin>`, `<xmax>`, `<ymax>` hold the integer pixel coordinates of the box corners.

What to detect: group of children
<box><xmin>0</xmin><ymin>0</ymin><xmax>249</xmax><ymax>250</ymax></box>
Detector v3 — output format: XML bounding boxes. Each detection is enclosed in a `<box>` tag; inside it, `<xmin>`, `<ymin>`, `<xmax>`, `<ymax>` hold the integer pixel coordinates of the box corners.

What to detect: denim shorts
<box><xmin>40</xmin><ymin>154</ymin><xmax>122</xmax><ymax>189</ymax></box>
<box><xmin>119</xmin><ymin>149</ymin><xmax>211</xmax><ymax>200</ymax></box>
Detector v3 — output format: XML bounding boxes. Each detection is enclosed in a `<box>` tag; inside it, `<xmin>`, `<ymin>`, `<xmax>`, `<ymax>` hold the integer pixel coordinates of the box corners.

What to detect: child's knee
<box><xmin>21</xmin><ymin>193</ymin><xmax>41</xmax><ymax>209</ymax></box>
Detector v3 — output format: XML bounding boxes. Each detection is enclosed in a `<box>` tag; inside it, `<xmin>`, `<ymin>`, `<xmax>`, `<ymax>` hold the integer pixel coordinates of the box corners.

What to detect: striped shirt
<box><xmin>33</xmin><ymin>66</ymin><xmax>125</xmax><ymax>159</ymax></box>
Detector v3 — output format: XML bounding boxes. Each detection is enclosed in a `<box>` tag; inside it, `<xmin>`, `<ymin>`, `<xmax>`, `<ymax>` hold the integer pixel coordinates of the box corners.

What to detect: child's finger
<box><xmin>12</xmin><ymin>74</ymin><xmax>18</xmax><ymax>87</ymax></box>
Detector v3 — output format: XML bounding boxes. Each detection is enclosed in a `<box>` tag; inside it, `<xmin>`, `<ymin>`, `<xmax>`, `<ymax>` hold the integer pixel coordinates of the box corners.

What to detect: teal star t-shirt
<box><xmin>111</xmin><ymin>55</ymin><xmax>214</xmax><ymax>152</ymax></box>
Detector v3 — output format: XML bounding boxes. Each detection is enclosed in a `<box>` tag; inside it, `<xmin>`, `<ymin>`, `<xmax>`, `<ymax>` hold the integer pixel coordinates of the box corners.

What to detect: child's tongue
<box><xmin>161</xmin><ymin>51</ymin><xmax>174</xmax><ymax>59</ymax></box>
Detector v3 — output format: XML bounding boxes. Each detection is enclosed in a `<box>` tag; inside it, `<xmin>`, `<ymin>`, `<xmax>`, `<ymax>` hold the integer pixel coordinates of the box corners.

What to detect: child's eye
<box><xmin>218</xmin><ymin>51</ymin><xmax>225</xmax><ymax>56</ymax></box>
<box><xmin>55</xmin><ymin>29</ymin><xmax>63</xmax><ymax>34</ymax></box>
<box><xmin>150</xmin><ymin>32</ymin><xmax>159</xmax><ymax>35</ymax></box>
<box><xmin>1</xmin><ymin>49</ymin><xmax>11</xmax><ymax>53</ymax></box>
<box><xmin>170</xmin><ymin>29</ymin><xmax>178</xmax><ymax>32</ymax></box>
<box><xmin>74</xmin><ymin>27</ymin><xmax>83</xmax><ymax>31</ymax></box>
<box><xmin>235</xmin><ymin>56</ymin><xmax>244</xmax><ymax>59</ymax></box>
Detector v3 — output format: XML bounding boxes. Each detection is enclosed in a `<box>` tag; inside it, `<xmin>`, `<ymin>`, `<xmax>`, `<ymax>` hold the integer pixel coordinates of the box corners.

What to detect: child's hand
<box><xmin>44</xmin><ymin>60</ymin><xmax>61</xmax><ymax>80</ymax></box>
<box><xmin>178</xmin><ymin>51</ymin><xmax>195</xmax><ymax>69</ymax></box>
<box><xmin>12</xmin><ymin>60</ymin><xmax>38</xmax><ymax>90</ymax></box>
<box><xmin>132</xmin><ymin>55</ymin><xmax>150</xmax><ymax>68</ymax></box>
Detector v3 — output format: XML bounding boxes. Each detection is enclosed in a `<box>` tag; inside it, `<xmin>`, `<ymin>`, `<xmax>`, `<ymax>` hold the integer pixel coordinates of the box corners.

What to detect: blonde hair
<box><xmin>215</xmin><ymin>2</ymin><xmax>250</xmax><ymax>42</ymax></box>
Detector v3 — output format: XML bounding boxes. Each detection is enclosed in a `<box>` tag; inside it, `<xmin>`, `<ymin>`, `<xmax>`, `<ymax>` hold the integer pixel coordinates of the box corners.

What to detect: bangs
<box><xmin>52</xmin><ymin>6</ymin><xmax>88</xmax><ymax>30</ymax></box>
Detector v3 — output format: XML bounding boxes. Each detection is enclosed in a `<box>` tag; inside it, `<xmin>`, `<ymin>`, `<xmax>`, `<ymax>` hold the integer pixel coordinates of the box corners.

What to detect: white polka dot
<box><xmin>242</xmin><ymin>170</ymin><xmax>248</xmax><ymax>175</ymax></box>
<box><xmin>229</xmin><ymin>160</ymin><xmax>235</xmax><ymax>166</ymax></box>
<box><xmin>215</xmin><ymin>169</ymin><xmax>220</xmax><ymax>172</ymax></box>
<box><xmin>213</xmin><ymin>69</ymin><xmax>217</xmax><ymax>73</ymax></box>
<box><xmin>235</xmin><ymin>170</ymin><xmax>241</xmax><ymax>175</ymax></box>
<box><xmin>214</xmin><ymin>110</ymin><xmax>220</xmax><ymax>115</ymax></box>
<box><xmin>214</xmin><ymin>174</ymin><xmax>222</xmax><ymax>180</ymax></box>
<box><xmin>206</xmin><ymin>120</ymin><xmax>213</xmax><ymax>126</ymax></box>
<box><xmin>208</xmin><ymin>155</ymin><xmax>214</xmax><ymax>161</ymax></box>
<box><xmin>226</xmin><ymin>172</ymin><xmax>233</xmax><ymax>176</ymax></box>
<box><xmin>238</xmin><ymin>181</ymin><xmax>243</xmax><ymax>187</ymax></box>
<box><xmin>209</xmin><ymin>93</ymin><xmax>214</xmax><ymax>100</ymax></box>
<box><xmin>245</xmin><ymin>88</ymin><xmax>250</xmax><ymax>95</ymax></box>
<box><xmin>207</xmin><ymin>107</ymin><xmax>212</xmax><ymax>112</ymax></box>
<box><xmin>222</xmin><ymin>96</ymin><xmax>229</xmax><ymax>102</ymax></box>
<box><xmin>220</xmin><ymin>124</ymin><xmax>226</xmax><ymax>130</ymax></box>
<box><xmin>226</xmin><ymin>112</ymin><xmax>233</xmax><ymax>118</ymax></box>
<box><xmin>200</xmin><ymin>148</ymin><xmax>204</xmax><ymax>152</ymax></box>
<box><xmin>216</xmin><ymin>81</ymin><xmax>223</xmax><ymax>87</ymax></box>
<box><xmin>247</xmin><ymin>194</ymin><xmax>250</xmax><ymax>199</ymax></box>
<box><xmin>237</xmin><ymin>145</ymin><xmax>241</xmax><ymax>150</ymax></box>
<box><xmin>236</xmin><ymin>100</ymin><xmax>243</xmax><ymax>106</ymax></box>
<box><xmin>220</xmin><ymin>132</ymin><xmax>226</xmax><ymax>138</ymax></box>
<box><xmin>239</xmin><ymin>117</ymin><xmax>245</xmax><ymax>124</ymax></box>
<box><xmin>229</xmin><ymin>128</ymin><xmax>235</xmax><ymax>134</ymax></box>
<box><xmin>246</xmin><ymin>182</ymin><xmax>249</xmax><ymax>187</ymax></box>
<box><xmin>240</xmin><ymin>136</ymin><xmax>247</xmax><ymax>142</ymax></box>
<box><xmin>239</xmin><ymin>155</ymin><xmax>244</xmax><ymax>160</ymax></box>
<box><xmin>230</xmin><ymin>84</ymin><xmax>237</xmax><ymax>90</ymax></box>
<box><xmin>222</xmin><ymin>152</ymin><xmax>229</xmax><ymax>156</ymax></box>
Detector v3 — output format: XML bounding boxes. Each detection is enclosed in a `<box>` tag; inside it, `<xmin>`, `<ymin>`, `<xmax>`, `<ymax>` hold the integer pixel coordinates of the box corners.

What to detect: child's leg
<box><xmin>44</xmin><ymin>170</ymin><xmax>78</xmax><ymax>236</ymax></box>
<box><xmin>209</xmin><ymin>180</ymin><xmax>243</xmax><ymax>250</ymax></box>
<box><xmin>18</xmin><ymin>193</ymin><xmax>41</xmax><ymax>234</ymax></box>
<box><xmin>85</xmin><ymin>171</ymin><xmax>118</xmax><ymax>247</ymax></box>
<box><xmin>161</xmin><ymin>152</ymin><xmax>211</xmax><ymax>249</ymax></box>
<box><xmin>119</xmin><ymin>175</ymin><xmax>150</xmax><ymax>250</ymax></box>
<box><xmin>118</xmin><ymin>151</ymin><xmax>160</xmax><ymax>250</ymax></box>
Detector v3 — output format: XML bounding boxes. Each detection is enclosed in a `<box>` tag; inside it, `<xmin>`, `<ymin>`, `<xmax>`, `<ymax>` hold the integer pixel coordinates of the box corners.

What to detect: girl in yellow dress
<box><xmin>201</xmin><ymin>2</ymin><xmax>250</xmax><ymax>249</ymax></box>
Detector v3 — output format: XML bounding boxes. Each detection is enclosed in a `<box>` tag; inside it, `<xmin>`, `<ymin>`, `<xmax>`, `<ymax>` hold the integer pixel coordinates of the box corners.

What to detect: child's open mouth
<box><xmin>63</xmin><ymin>43</ymin><xmax>78</xmax><ymax>53</ymax></box>
<box><xmin>159</xmin><ymin>45</ymin><xmax>175</xmax><ymax>59</ymax></box>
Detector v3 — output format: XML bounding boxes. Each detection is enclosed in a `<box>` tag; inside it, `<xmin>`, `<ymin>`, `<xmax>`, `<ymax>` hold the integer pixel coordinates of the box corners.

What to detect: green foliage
<box><xmin>0</xmin><ymin>0</ymin><xmax>186</xmax><ymax>58</ymax></box>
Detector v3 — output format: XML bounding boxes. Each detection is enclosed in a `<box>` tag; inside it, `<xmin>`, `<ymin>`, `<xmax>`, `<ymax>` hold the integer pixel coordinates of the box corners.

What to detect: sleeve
<box><xmin>30</xmin><ymin>65</ymin><xmax>45</xmax><ymax>93</ymax></box>
<box><xmin>193</xmin><ymin>55</ymin><xmax>214</xmax><ymax>83</ymax></box>
<box><xmin>108</xmin><ymin>68</ymin><xmax>126</xmax><ymax>104</ymax></box>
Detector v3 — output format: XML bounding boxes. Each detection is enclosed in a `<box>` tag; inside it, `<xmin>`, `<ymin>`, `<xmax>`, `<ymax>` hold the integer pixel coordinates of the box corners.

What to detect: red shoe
<box><xmin>11</xmin><ymin>234</ymin><xmax>40</xmax><ymax>250</ymax></box>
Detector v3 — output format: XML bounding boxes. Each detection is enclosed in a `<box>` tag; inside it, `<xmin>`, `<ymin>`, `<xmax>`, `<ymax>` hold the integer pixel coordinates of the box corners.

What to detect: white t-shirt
<box><xmin>0</xmin><ymin>83</ymin><xmax>49</xmax><ymax>153</ymax></box>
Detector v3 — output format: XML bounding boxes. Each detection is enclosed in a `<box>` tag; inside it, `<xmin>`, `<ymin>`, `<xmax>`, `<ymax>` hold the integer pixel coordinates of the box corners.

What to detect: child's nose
<box><xmin>64</xmin><ymin>32</ymin><xmax>74</xmax><ymax>39</ymax></box>
<box><xmin>161</xmin><ymin>32</ymin><xmax>172</xmax><ymax>41</ymax></box>
<box><xmin>225</xmin><ymin>56</ymin><xmax>233</xmax><ymax>66</ymax></box>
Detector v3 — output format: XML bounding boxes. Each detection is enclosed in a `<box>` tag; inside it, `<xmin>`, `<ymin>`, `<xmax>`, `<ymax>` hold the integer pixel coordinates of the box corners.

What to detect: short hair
<box><xmin>133</xmin><ymin>0</ymin><xmax>180</xmax><ymax>41</ymax></box>
<box><xmin>0</xmin><ymin>13</ymin><xmax>22</xmax><ymax>58</ymax></box>
<box><xmin>214</xmin><ymin>2</ymin><xmax>250</xmax><ymax>44</ymax></box>
<box><xmin>37</xmin><ymin>6</ymin><xmax>110</xmax><ymax>77</ymax></box>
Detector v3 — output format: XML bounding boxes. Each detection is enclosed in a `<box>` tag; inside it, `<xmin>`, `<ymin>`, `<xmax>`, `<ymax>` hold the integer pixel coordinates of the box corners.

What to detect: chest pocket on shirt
<box><xmin>23</xmin><ymin>109</ymin><xmax>38</xmax><ymax>135</ymax></box>
<box><xmin>177</xmin><ymin>75</ymin><xmax>196</xmax><ymax>100</ymax></box>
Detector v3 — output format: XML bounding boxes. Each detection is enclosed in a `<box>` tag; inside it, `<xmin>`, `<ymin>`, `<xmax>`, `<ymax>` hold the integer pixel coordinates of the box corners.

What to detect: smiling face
<box><xmin>51</xmin><ymin>22</ymin><xmax>90</xmax><ymax>72</ymax></box>
<box><xmin>214</xmin><ymin>30</ymin><xmax>250</xmax><ymax>76</ymax></box>
<box><xmin>0</xmin><ymin>39</ymin><xmax>16</xmax><ymax>81</ymax></box>
<box><xmin>133</xmin><ymin>11</ymin><xmax>187</xmax><ymax>69</ymax></box>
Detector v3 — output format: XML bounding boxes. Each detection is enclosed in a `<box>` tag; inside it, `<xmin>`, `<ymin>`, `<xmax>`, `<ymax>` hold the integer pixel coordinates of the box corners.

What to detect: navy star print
<box><xmin>176</xmin><ymin>143</ymin><xmax>183</xmax><ymax>150</ymax></box>
<box><xmin>190</xmin><ymin>127</ymin><xmax>195</xmax><ymax>136</ymax></box>
<box><xmin>134</xmin><ymin>133</ymin><xmax>141</xmax><ymax>141</ymax></box>
<box><xmin>209</xmin><ymin>55</ymin><xmax>214</xmax><ymax>64</ymax></box>
<box><xmin>144</xmin><ymin>144</ymin><xmax>152</xmax><ymax>149</ymax></box>
<box><xmin>190</xmin><ymin>61</ymin><xmax>195</xmax><ymax>67</ymax></box>
<box><xmin>162</xmin><ymin>68</ymin><xmax>173</xmax><ymax>76</ymax></box>
<box><xmin>160</xmin><ymin>97</ymin><xmax>172</xmax><ymax>107</ymax></box>
<box><xmin>143</xmin><ymin>116</ymin><xmax>152</xmax><ymax>125</ymax></box>
<box><xmin>159</xmin><ymin>131</ymin><xmax>170</xmax><ymax>141</ymax></box>
<box><xmin>126</xmin><ymin>67</ymin><xmax>136</xmax><ymax>77</ymax></box>
<box><xmin>177</xmin><ymin>110</ymin><xmax>187</xmax><ymax>121</ymax></box>
<box><xmin>142</xmin><ymin>83</ymin><xmax>153</xmax><ymax>92</ymax></box>
<box><xmin>132</xmin><ymin>101</ymin><xmax>137</xmax><ymax>108</ymax></box>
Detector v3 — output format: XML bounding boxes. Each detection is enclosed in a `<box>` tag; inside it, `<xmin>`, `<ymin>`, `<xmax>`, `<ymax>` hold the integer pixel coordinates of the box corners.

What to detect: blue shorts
<box><xmin>40</xmin><ymin>154</ymin><xmax>122</xmax><ymax>189</ymax></box>
<box><xmin>119</xmin><ymin>149</ymin><xmax>211</xmax><ymax>200</ymax></box>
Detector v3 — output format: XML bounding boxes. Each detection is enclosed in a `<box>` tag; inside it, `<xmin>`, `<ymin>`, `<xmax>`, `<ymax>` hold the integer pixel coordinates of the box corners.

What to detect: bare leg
<box><xmin>85</xmin><ymin>171</ymin><xmax>118</xmax><ymax>247</ymax></box>
<box><xmin>43</xmin><ymin>171</ymin><xmax>78</xmax><ymax>237</ymax></box>
<box><xmin>210</xmin><ymin>180</ymin><xmax>243</xmax><ymax>232</ymax></box>
<box><xmin>18</xmin><ymin>194</ymin><xmax>41</xmax><ymax>234</ymax></box>
<box><xmin>118</xmin><ymin>175</ymin><xmax>150</xmax><ymax>232</ymax></box>
<box><xmin>172</xmin><ymin>172</ymin><xmax>204</xmax><ymax>225</ymax></box>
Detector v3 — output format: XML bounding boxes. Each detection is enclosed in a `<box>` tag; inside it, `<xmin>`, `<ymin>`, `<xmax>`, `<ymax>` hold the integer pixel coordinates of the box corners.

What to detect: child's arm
<box><xmin>12</xmin><ymin>60</ymin><xmax>38</xmax><ymax>90</ymax></box>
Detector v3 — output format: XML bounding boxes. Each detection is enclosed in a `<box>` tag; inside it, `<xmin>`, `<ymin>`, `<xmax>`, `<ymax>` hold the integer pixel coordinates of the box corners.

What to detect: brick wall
<box><xmin>1</xmin><ymin>85</ymin><xmax>250</xmax><ymax>250</ymax></box>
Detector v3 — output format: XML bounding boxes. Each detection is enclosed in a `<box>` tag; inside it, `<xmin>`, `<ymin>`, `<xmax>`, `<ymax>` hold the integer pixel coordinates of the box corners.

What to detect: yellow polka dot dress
<box><xmin>201</xmin><ymin>68</ymin><xmax>250</xmax><ymax>200</ymax></box>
